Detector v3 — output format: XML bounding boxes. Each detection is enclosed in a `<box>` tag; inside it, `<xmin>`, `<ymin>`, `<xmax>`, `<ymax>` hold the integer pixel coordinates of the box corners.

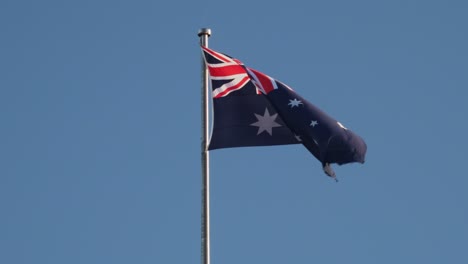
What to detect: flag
<box><xmin>202</xmin><ymin>46</ymin><xmax>367</xmax><ymax>179</ymax></box>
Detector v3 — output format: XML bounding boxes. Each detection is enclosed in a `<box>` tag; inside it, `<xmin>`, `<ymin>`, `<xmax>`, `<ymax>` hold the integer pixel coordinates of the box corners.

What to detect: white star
<box><xmin>288</xmin><ymin>98</ymin><xmax>303</xmax><ymax>108</ymax></box>
<box><xmin>337</xmin><ymin>121</ymin><xmax>348</xmax><ymax>130</ymax></box>
<box><xmin>294</xmin><ymin>134</ymin><xmax>302</xmax><ymax>142</ymax></box>
<box><xmin>250</xmin><ymin>108</ymin><xmax>282</xmax><ymax>136</ymax></box>
<box><xmin>310</xmin><ymin>120</ymin><xmax>319</xmax><ymax>127</ymax></box>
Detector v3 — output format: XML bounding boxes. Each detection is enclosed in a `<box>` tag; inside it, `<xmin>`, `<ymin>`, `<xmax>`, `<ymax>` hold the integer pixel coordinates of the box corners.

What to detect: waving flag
<box><xmin>202</xmin><ymin>46</ymin><xmax>367</xmax><ymax>179</ymax></box>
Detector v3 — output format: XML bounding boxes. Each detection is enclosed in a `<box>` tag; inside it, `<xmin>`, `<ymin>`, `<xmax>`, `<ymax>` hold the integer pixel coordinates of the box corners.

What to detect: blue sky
<box><xmin>1</xmin><ymin>0</ymin><xmax>467</xmax><ymax>263</ymax></box>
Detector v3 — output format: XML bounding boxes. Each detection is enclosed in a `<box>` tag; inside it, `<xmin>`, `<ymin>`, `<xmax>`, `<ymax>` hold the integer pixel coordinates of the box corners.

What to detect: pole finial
<box><xmin>198</xmin><ymin>28</ymin><xmax>212</xmax><ymax>37</ymax></box>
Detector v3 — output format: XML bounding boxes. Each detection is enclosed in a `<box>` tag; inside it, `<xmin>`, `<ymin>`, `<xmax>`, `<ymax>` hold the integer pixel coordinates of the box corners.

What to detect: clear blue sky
<box><xmin>1</xmin><ymin>0</ymin><xmax>467</xmax><ymax>263</ymax></box>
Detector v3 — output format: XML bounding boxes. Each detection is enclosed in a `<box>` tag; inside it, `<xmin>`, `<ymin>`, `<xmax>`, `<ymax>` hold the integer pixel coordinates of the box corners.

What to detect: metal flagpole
<box><xmin>198</xmin><ymin>28</ymin><xmax>211</xmax><ymax>264</ymax></box>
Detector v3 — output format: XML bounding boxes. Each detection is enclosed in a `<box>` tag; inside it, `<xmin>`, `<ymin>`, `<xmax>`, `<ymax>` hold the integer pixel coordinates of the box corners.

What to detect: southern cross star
<box><xmin>288</xmin><ymin>98</ymin><xmax>303</xmax><ymax>108</ymax></box>
<box><xmin>337</xmin><ymin>121</ymin><xmax>348</xmax><ymax>130</ymax></box>
<box><xmin>294</xmin><ymin>134</ymin><xmax>302</xmax><ymax>142</ymax></box>
<box><xmin>310</xmin><ymin>120</ymin><xmax>319</xmax><ymax>127</ymax></box>
<box><xmin>250</xmin><ymin>108</ymin><xmax>281</xmax><ymax>136</ymax></box>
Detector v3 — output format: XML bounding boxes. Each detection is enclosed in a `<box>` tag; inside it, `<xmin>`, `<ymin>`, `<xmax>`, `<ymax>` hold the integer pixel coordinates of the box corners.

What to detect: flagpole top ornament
<box><xmin>198</xmin><ymin>28</ymin><xmax>211</xmax><ymax>37</ymax></box>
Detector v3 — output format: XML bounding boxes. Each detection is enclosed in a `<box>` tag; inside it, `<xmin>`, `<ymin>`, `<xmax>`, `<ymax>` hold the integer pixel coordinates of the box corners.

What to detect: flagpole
<box><xmin>198</xmin><ymin>27</ymin><xmax>211</xmax><ymax>264</ymax></box>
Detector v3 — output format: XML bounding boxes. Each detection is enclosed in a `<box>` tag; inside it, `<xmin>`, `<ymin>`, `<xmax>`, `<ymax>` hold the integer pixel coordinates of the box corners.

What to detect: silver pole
<box><xmin>198</xmin><ymin>27</ymin><xmax>211</xmax><ymax>264</ymax></box>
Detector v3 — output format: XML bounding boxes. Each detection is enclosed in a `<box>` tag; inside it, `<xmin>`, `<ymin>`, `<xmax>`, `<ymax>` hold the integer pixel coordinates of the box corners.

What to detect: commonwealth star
<box><xmin>250</xmin><ymin>108</ymin><xmax>282</xmax><ymax>136</ymax></box>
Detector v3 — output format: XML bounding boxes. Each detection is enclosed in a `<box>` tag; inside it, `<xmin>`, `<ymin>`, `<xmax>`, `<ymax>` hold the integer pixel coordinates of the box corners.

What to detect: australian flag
<box><xmin>202</xmin><ymin>46</ymin><xmax>367</xmax><ymax>180</ymax></box>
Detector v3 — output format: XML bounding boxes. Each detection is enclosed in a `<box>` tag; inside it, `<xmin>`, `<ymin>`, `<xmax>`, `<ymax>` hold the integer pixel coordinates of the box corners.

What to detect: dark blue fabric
<box><xmin>208</xmin><ymin>80</ymin><xmax>366</xmax><ymax>166</ymax></box>
<box><xmin>208</xmin><ymin>92</ymin><xmax>300</xmax><ymax>150</ymax></box>
<box><xmin>266</xmin><ymin>82</ymin><xmax>367</xmax><ymax>166</ymax></box>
